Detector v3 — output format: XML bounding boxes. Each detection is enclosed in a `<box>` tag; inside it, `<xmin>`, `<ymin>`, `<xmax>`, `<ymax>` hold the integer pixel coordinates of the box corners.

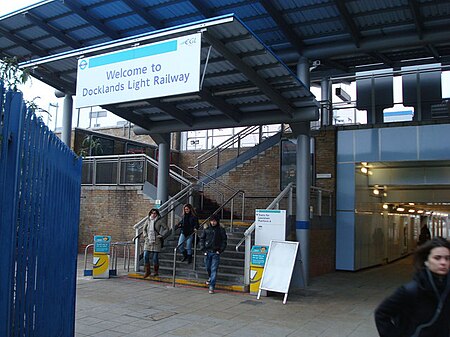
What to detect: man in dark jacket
<box><xmin>199</xmin><ymin>214</ymin><xmax>227</xmax><ymax>294</ymax></box>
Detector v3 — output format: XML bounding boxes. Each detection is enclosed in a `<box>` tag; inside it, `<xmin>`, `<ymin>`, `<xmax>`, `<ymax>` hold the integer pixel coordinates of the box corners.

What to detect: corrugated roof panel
<box><xmin>227</xmin><ymin>39</ymin><xmax>266</xmax><ymax>56</ymax></box>
<box><xmin>0</xmin><ymin>16</ymin><xmax>32</xmax><ymax>32</ymax></box>
<box><xmin>31</xmin><ymin>1</ymin><xmax>73</xmax><ymax>18</ymax></box>
<box><xmin>204</xmin><ymin>73</ymin><xmax>248</xmax><ymax>87</ymax></box>
<box><xmin>423</xmin><ymin>2</ymin><xmax>450</xmax><ymax>17</ymax></box>
<box><xmin>14</xmin><ymin>26</ymin><xmax>49</xmax><ymax>41</ymax></box>
<box><xmin>214</xmin><ymin>1</ymin><xmax>266</xmax><ymax>19</ymax></box>
<box><xmin>107</xmin><ymin>14</ymin><xmax>149</xmax><ymax>32</ymax></box>
<box><xmin>3</xmin><ymin>46</ymin><xmax>31</xmax><ymax>58</ymax></box>
<box><xmin>347</xmin><ymin>0</ymin><xmax>405</xmax><ymax>13</ymax></box>
<box><xmin>205</xmin><ymin>56</ymin><xmax>234</xmax><ymax>72</ymax></box>
<box><xmin>177</xmin><ymin>101</ymin><xmax>211</xmax><ymax>111</ymax></box>
<box><xmin>356</xmin><ymin>10</ymin><xmax>411</xmax><ymax>29</ymax></box>
<box><xmin>33</xmin><ymin>37</ymin><xmax>67</xmax><ymax>51</ymax></box>
<box><xmin>226</xmin><ymin>94</ymin><xmax>269</xmax><ymax>105</ymax></box>
<box><xmin>46</xmin><ymin>15</ymin><xmax>91</xmax><ymax>33</ymax></box>
<box><xmin>87</xmin><ymin>1</ymin><xmax>132</xmax><ymax>20</ymax></box>
<box><xmin>149</xmin><ymin>1</ymin><xmax>199</xmax><ymax>22</ymax></box>
<box><xmin>77</xmin><ymin>0</ymin><xmax>105</xmax><ymax>8</ymax></box>
<box><xmin>68</xmin><ymin>26</ymin><xmax>107</xmax><ymax>43</ymax></box>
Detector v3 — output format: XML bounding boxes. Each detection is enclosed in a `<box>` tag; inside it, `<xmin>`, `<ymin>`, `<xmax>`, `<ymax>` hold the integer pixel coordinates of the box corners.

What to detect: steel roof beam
<box><xmin>31</xmin><ymin>68</ymin><xmax>75</xmax><ymax>93</ymax></box>
<box><xmin>203</xmin><ymin>31</ymin><xmax>294</xmax><ymax>117</ymax></box>
<box><xmin>102</xmin><ymin>104</ymin><xmax>153</xmax><ymax>130</ymax></box>
<box><xmin>147</xmin><ymin>100</ymin><xmax>194</xmax><ymax>126</ymax></box>
<box><xmin>426</xmin><ymin>44</ymin><xmax>440</xmax><ymax>61</ymax></box>
<box><xmin>189</xmin><ymin>0</ymin><xmax>215</xmax><ymax>18</ymax></box>
<box><xmin>334</xmin><ymin>0</ymin><xmax>361</xmax><ymax>47</ymax></box>
<box><xmin>198</xmin><ymin>88</ymin><xmax>242</xmax><ymax>122</ymax></box>
<box><xmin>131</xmin><ymin>106</ymin><xmax>318</xmax><ymax>134</ymax></box>
<box><xmin>0</xmin><ymin>26</ymin><xmax>47</xmax><ymax>58</ymax></box>
<box><xmin>408</xmin><ymin>0</ymin><xmax>424</xmax><ymax>39</ymax></box>
<box><xmin>259</xmin><ymin>0</ymin><xmax>304</xmax><ymax>52</ymax></box>
<box><xmin>121</xmin><ymin>0</ymin><xmax>163</xmax><ymax>29</ymax></box>
<box><xmin>23</xmin><ymin>12</ymin><xmax>82</xmax><ymax>50</ymax></box>
<box><xmin>63</xmin><ymin>0</ymin><xmax>120</xmax><ymax>40</ymax></box>
<box><xmin>370</xmin><ymin>52</ymin><xmax>395</xmax><ymax>68</ymax></box>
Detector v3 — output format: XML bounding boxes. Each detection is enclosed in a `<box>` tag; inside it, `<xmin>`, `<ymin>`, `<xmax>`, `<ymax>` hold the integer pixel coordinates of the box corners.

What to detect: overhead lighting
<box><xmin>361</xmin><ymin>167</ymin><xmax>368</xmax><ymax>174</ymax></box>
<box><xmin>383</xmin><ymin>192</ymin><xmax>387</xmax><ymax>197</ymax></box>
<box><xmin>383</xmin><ymin>204</ymin><xmax>389</xmax><ymax>209</ymax></box>
<box><xmin>408</xmin><ymin>209</ymin><xmax>415</xmax><ymax>213</ymax></box>
<box><xmin>408</xmin><ymin>203</ymin><xmax>415</xmax><ymax>205</ymax></box>
<box><xmin>368</xmin><ymin>170</ymin><xmax>373</xmax><ymax>175</ymax></box>
<box><xmin>425</xmin><ymin>211</ymin><xmax>431</xmax><ymax>215</ymax></box>
<box><xmin>397</xmin><ymin>207</ymin><xmax>405</xmax><ymax>212</ymax></box>
<box><xmin>361</xmin><ymin>162</ymin><xmax>368</xmax><ymax>166</ymax></box>
<box><xmin>373</xmin><ymin>189</ymin><xmax>380</xmax><ymax>195</ymax></box>
<box><xmin>417</xmin><ymin>210</ymin><xmax>424</xmax><ymax>214</ymax></box>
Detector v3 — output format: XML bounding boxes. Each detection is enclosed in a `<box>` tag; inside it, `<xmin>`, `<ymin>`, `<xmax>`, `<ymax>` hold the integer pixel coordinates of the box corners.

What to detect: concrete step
<box><xmin>127</xmin><ymin>272</ymin><xmax>246</xmax><ymax>292</ymax></box>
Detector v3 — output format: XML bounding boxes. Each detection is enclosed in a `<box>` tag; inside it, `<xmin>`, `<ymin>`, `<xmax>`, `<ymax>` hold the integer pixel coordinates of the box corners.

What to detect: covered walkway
<box><xmin>75</xmin><ymin>256</ymin><xmax>413</xmax><ymax>337</ymax></box>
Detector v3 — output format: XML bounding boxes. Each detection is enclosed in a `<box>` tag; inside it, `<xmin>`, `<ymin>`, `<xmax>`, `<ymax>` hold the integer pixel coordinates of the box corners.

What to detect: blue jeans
<box><xmin>178</xmin><ymin>233</ymin><xmax>193</xmax><ymax>255</ymax></box>
<box><xmin>204</xmin><ymin>252</ymin><xmax>220</xmax><ymax>289</ymax></box>
<box><xmin>143</xmin><ymin>250</ymin><xmax>159</xmax><ymax>265</ymax></box>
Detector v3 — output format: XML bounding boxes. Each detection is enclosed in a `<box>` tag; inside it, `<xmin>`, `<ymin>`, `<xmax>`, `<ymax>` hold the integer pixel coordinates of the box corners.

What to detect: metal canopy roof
<box><xmin>1</xmin><ymin>0</ymin><xmax>450</xmax><ymax>81</ymax></box>
<box><xmin>1</xmin><ymin>0</ymin><xmax>450</xmax><ymax>132</ymax></box>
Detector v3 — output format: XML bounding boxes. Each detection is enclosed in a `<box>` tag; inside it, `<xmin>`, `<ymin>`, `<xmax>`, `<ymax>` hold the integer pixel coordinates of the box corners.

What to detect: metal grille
<box><xmin>0</xmin><ymin>83</ymin><xmax>82</xmax><ymax>337</ymax></box>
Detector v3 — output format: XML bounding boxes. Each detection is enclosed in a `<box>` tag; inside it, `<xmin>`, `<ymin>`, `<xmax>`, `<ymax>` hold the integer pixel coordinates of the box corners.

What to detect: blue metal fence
<box><xmin>0</xmin><ymin>84</ymin><xmax>82</xmax><ymax>337</ymax></box>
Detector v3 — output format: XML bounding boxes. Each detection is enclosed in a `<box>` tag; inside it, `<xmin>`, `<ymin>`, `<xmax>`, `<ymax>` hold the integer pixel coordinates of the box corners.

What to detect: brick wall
<box><xmin>79</xmin><ymin>186</ymin><xmax>153</xmax><ymax>252</ymax></box>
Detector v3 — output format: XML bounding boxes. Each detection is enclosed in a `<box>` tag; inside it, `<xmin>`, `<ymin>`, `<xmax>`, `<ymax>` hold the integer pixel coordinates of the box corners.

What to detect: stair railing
<box><xmin>170</xmin><ymin>163</ymin><xmax>226</xmax><ymax>217</ymax></box>
<box><xmin>82</xmin><ymin>153</ymin><xmax>190</xmax><ymax>188</ymax></box>
<box><xmin>194</xmin><ymin>125</ymin><xmax>260</xmax><ymax>175</ymax></box>
<box><xmin>235</xmin><ymin>182</ymin><xmax>294</xmax><ymax>287</ymax></box>
<box><xmin>189</xmin><ymin>166</ymin><xmax>245</xmax><ymax>226</ymax></box>
<box><xmin>172</xmin><ymin>189</ymin><xmax>244</xmax><ymax>287</ymax></box>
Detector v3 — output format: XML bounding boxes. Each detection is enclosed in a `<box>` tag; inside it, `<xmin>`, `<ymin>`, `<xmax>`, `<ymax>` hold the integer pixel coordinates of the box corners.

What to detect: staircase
<box><xmin>129</xmin><ymin>221</ymin><xmax>251</xmax><ymax>291</ymax></box>
<box><xmin>196</xmin><ymin>130</ymin><xmax>283</xmax><ymax>185</ymax></box>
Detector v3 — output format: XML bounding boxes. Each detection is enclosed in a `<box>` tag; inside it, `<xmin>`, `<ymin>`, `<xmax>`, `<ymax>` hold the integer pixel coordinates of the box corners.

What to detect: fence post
<box><xmin>0</xmin><ymin>91</ymin><xmax>26</xmax><ymax>337</ymax></box>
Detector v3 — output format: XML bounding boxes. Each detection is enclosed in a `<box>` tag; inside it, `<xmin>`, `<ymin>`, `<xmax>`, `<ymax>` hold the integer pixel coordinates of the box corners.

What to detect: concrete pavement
<box><xmin>75</xmin><ymin>256</ymin><xmax>413</xmax><ymax>337</ymax></box>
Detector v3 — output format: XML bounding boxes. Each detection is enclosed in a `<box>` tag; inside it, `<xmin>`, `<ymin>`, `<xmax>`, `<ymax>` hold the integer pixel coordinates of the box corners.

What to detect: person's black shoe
<box><xmin>187</xmin><ymin>255</ymin><xmax>192</xmax><ymax>264</ymax></box>
<box><xmin>181</xmin><ymin>251</ymin><xmax>188</xmax><ymax>262</ymax></box>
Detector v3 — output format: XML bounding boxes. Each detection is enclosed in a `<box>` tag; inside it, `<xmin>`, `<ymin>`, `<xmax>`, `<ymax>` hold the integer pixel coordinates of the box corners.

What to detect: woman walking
<box><xmin>142</xmin><ymin>208</ymin><xmax>167</xmax><ymax>277</ymax></box>
<box><xmin>176</xmin><ymin>204</ymin><xmax>199</xmax><ymax>264</ymax></box>
<box><xmin>374</xmin><ymin>236</ymin><xmax>450</xmax><ymax>337</ymax></box>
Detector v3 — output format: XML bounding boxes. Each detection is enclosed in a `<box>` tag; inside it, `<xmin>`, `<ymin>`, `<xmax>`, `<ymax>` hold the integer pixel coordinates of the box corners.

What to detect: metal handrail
<box><xmin>133</xmin><ymin>184</ymin><xmax>196</xmax><ymax>272</ymax></box>
<box><xmin>171</xmin><ymin>190</ymin><xmax>244</xmax><ymax>287</ymax></box>
<box><xmin>83</xmin><ymin>241</ymin><xmax>132</xmax><ymax>275</ymax></box>
<box><xmin>235</xmin><ymin>182</ymin><xmax>294</xmax><ymax>287</ymax></box>
<box><xmin>195</xmin><ymin>125</ymin><xmax>260</xmax><ymax>166</ymax></box>
<box><xmin>82</xmin><ymin>153</ymin><xmax>191</xmax><ymax>187</ymax></box>
<box><xmin>170</xmin><ymin>164</ymin><xmax>226</xmax><ymax>216</ymax></box>
<box><xmin>189</xmin><ymin>166</ymin><xmax>245</xmax><ymax>222</ymax></box>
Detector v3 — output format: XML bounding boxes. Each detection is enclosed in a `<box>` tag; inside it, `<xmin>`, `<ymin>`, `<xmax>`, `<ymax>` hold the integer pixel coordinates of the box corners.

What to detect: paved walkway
<box><xmin>75</xmin><ymin>257</ymin><xmax>413</xmax><ymax>337</ymax></box>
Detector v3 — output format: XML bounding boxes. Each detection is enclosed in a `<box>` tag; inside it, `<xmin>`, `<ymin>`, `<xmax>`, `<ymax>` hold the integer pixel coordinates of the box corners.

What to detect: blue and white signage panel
<box><xmin>255</xmin><ymin>209</ymin><xmax>287</xmax><ymax>246</ymax></box>
<box><xmin>76</xmin><ymin>33</ymin><xmax>201</xmax><ymax>108</ymax></box>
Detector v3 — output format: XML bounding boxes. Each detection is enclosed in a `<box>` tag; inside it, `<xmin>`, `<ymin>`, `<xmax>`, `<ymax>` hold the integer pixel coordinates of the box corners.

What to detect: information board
<box><xmin>257</xmin><ymin>240</ymin><xmax>299</xmax><ymax>304</ymax></box>
<box><xmin>255</xmin><ymin>209</ymin><xmax>286</xmax><ymax>246</ymax></box>
<box><xmin>76</xmin><ymin>33</ymin><xmax>201</xmax><ymax>108</ymax></box>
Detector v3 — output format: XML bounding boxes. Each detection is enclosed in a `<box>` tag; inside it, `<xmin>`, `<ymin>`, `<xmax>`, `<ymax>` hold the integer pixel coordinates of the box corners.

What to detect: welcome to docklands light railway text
<box><xmin>81</xmin><ymin>64</ymin><xmax>192</xmax><ymax>97</ymax></box>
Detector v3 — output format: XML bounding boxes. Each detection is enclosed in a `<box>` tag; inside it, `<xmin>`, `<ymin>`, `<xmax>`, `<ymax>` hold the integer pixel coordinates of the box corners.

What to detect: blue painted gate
<box><xmin>0</xmin><ymin>84</ymin><xmax>82</xmax><ymax>336</ymax></box>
